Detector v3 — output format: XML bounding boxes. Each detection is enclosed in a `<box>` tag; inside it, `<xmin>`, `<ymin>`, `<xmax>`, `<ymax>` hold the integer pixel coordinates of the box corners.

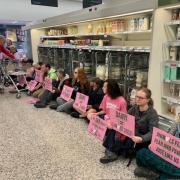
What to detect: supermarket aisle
<box><xmin>0</xmin><ymin>93</ymin><xmax>138</xmax><ymax>180</ymax></box>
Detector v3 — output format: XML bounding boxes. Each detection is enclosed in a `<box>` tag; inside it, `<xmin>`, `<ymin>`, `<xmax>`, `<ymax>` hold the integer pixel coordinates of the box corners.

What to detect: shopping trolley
<box><xmin>0</xmin><ymin>59</ymin><xmax>27</xmax><ymax>98</ymax></box>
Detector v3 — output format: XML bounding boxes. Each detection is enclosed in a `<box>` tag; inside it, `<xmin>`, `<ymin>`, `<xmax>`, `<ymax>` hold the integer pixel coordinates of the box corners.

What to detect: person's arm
<box><xmin>0</xmin><ymin>46</ymin><xmax>15</xmax><ymax>59</ymax></box>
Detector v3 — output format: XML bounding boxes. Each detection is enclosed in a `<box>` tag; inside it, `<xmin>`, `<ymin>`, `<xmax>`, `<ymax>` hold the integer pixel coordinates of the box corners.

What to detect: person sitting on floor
<box><xmin>71</xmin><ymin>77</ymin><xmax>104</xmax><ymax>119</ymax></box>
<box><xmin>34</xmin><ymin>69</ymin><xmax>70</xmax><ymax>108</ymax></box>
<box><xmin>98</xmin><ymin>87</ymin><xmax>159</xmax><ymax>164</ymax></box>
<box><xmin>49</xmin><ymin>67</ymin><xmax>89</xmax><ymax>114</ymax></box>
<box><xmin>134</xmin><ymin>120</ymin><xmax>180</xmax><ymax>179</ymax></box>
<box><xmin>32</xmin><ymin>64</ymin><xmax>58</xmax><ymax>99</ymax></box>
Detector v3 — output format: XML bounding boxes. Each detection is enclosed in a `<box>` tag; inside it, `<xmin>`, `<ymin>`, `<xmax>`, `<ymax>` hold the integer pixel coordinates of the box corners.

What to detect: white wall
<box><xmin>0</xmin><ymin>0</ymin><xmax>82</xmax><ymax>22</ymax></box>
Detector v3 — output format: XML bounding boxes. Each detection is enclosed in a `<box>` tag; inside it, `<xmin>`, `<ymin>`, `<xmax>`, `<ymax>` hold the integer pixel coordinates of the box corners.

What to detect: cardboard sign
<box><xmin>26</xmin><ymin>97</ymin><xmax>39</xmax><ymax>104</ymax></box>
<box><xmin>60</xmin><ymin>85</ymin><xmax>73</xmax><ymax>101</ymax></box>
<box><xmin>149</xmin><ymin>127</ymin><xmax>180</xmax><ymax>168</ymax></box>
<box><xmin>35</xmin><ymin>70</ymin><xmax>43</xmax><ymax>83</ymax></box>
<box><xmin>88</xmin><ymin>115</ymin><xmax>107</xmax><ymax>141</ymax></box>
<box><xmin>73</xmin><ymin>92</ymin><xmax>89</xmax><ymax>113</ymax></box>
<box><xmin>27</xmin><ymin>80</ymin><xmax>38</xmax><ymax>92</ymax></box>
<box><xmin>109</xmin><ymin>109</ymin><xmax>135</xmax><ymax>138</ymax></box>
<box><xmin>44</xmin><ymin>77</ymin><xmax>53</xmax><ymax>92</ymax></box>
<box><xmin>17</xmin><ymin>75</ymin><xmax>27</xmax><ymax>86</ymax></box>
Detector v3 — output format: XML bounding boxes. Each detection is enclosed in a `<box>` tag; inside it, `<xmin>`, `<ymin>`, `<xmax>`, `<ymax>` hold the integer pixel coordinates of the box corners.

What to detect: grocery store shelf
<box><xmin>162</xmin><ymin>95</ymin><xmax>180</xmax><ymax>105</ymax></box>
<box><xmin>164</xmin><ymin>80</ymin><xmax>180</xmax><ymax>84</ymax></box>
<box><xmin>166</xmin><ymin>20</ymin><xmax>180</xmax><ymax>26</ymax></box>
<box><xmin>165</xmin><ymin>60</ymin><xmax>180</xmax><ymax>64</ymax></box>
<box><xmin>40</xmin><ymin>30</ymin><xmax>152</xmax><ymax>39</ymax></box>
<box><xmin>166</xmin><ymin>41</ymin><xmax>180</xmax><ymax>46</ymax></box>
<box><xmin>38</xmin><ymin>45</ymin><xmax>150</xmax><ymax>52</ymax></box>
<box><xmin>159</xmin><ymin>114</ymin><xmax>175</xmax><ymax>122</ymax></box>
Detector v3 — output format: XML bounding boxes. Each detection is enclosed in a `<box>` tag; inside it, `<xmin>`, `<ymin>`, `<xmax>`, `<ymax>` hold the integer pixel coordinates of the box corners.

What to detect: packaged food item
<box><xmin>172</xmin><ymin>9</ymin><xmax>178</xmax><ymax>20</ymax></box>
<box><xmin>169</xmin><ymin>47</ymin><xmax>177</xmax><ymax>61</ymax></box>
<box><xmin>177</xmin><ymin>26</ymin><xmax>180</xmax><ymax>40</ymax></box>
<box><xmin>143</xmin><ymin>17</ymin><xmax>149</xmax><ymax>31</ymax></box>
<box><xmin>170</xmin><ymin>64</ymin><xmax>177</xmax><ymax>80</ymax></box>
<box><xmin>164</xmin><ymin>65</ymin><xmax>171</xmax><ymax>81</ymax></box>
<box><xmin>88</xmin><ymin>24</ymin><xmax>93</xmax><ymax>34</ymax></box>
<box><xmin>112</xmin><ymin>20</ymin><xmax>120</xmax><ymax>33</ymax></box>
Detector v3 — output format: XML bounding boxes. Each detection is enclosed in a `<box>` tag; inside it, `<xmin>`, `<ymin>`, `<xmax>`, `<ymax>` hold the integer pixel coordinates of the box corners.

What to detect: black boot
<box><xmin>100</xmin><ymin>150</ymin><xmax>118</xmax><ymax>164</ymax></box>
<box><xmin>34</xmin><ymin>102</ymin><xmax>46</xmax><ymax>108</ymax></box>
<box><xmin>134</xmin><ymin>166</ymin><xmax>159</xmax><ymax>179</ymax></box>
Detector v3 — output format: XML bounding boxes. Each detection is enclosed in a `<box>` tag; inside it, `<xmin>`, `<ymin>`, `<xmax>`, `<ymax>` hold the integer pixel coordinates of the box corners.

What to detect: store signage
<box><xmin>31</xmin><ymin>0</ymin><xmax>58</xmax><ymax>7</ymax></box>
<box><xmin>73</xmin><ymin>92</ymin><xmax>89</xmax><ymax>113</ymax></box>
<box><xmin>149</xmin><ymin>127</ymin><xmax>180</xmax><ymax>168</ymax></box>
<box><xmin>83</xmin><ymin>0</ymin><xmax>102</xmax><ymax>8</ymax></box>
<box><xmin>159</xmin><ymin>0</ymin><xmax>180</xmax><ymax>7</ymax></box>
<box><xmin>88</xmin><ymin>115</ymin><xmax>107</xmax><ymax>141</ymax></box>
<box><xmin>60</xmin><ymin>85</ymin><xmax>73</xmax><ymax>102</ymax></box>
<box><xmin>109</xmin><ymin>109</ymin><xmax>135</xmax><ymax>138</ymax></box>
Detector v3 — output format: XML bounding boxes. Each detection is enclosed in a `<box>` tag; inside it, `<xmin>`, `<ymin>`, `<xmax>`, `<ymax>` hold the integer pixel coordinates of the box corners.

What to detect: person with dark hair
<box><xmin>49</xmin><ymin>68</ymin><xmax>89</xmax><ymax>114</ymax></box>
<box><xmin>34</xmin><ymin>69</ymin><xmax>70</xmax><ymax>108</ymax></box>
<box><xmin>71</xmin><ymin>77</ymin><xmax>104</xmax><ymax>119</ymax></box>
<box><xmin>45</xmin><ymin>63</ymin><xmax>58</xmax><ymax>80</ymax></box>
<box><xmin>134</xmin><ymin>121</ymin><xmax>180</xmax><ymax>179</ymax></box>
<box><xmin>99</xmin><ymin>87</ymin><xmax>159</xmax><ymax>164</ymax></box>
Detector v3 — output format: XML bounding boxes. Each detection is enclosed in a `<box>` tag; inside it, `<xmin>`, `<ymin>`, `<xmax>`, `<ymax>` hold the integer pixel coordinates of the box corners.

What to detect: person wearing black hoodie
<box><xmin>71</xmin><ymin>78</ymin><xmax>104</xmax><ymax>119</ymax></box>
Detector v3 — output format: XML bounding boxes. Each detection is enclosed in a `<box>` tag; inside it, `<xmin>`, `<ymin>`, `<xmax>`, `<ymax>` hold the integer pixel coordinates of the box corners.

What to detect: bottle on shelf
<box><xmin>169</xmin><ymin>47</ymin><xmax>177</xmax><ymax>61</ymax></box>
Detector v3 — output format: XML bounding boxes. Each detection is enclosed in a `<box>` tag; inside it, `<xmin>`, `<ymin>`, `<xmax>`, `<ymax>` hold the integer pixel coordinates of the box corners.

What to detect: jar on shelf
<box><xmin>169</xmin><ymin>46</ymin><xmax>177</xmax><ymax>61</ymax></box>
<box><xmin>177</xmin><ymin>26</ymin><xmax>180</xmax><ymax>40</ymax></box>
<box><xmin>172</xmin><ymin>9</ymin><xmax>178</xmax><ymax>20</ymax></box>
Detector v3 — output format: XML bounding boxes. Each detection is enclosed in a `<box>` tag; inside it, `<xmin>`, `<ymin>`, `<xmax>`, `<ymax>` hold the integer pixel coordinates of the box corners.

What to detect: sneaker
<box><xmin>49</xmin><ymin>104</ymin><xmax>58</xmax><ymax>110</ymax></box>
<box><xmin>100</xmin><ymin>152</ymin><xmax>118</xmax><ymax>164</ymax></box>
<box><xmin>34</xmin><ymin>102</ymin><xmax>46</xmax><ymax>108</ymax></box>
<box><xmin>71</xmin><ymin>112</ymin><xmax>80</xmax><ymax>118</ymax></box>
<box><xmin>134</xmin><ymin>167</ymin><xmax>159</xmax><ymax>179</ymax></box>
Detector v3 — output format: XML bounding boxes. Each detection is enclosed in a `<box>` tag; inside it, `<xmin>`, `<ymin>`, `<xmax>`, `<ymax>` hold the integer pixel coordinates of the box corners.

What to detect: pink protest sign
<box><xmin>88</xmin><ymin>115</ymin><xmax>107</xmax><ymax>141</ymax></box>
<box><xmin>27</xmin><ymin>80</ymin><xmax>38</xmax><ymax>92</ymax></box>
<box><xmin>60</xmin><ymin>85</ymin><xmax>73</xmax><ymax>101</ymax></box>
<box><xmin>149</xmin><ymin>127</ymin><xmax>180</xmax><ymax>168</ymax></box>
<box><xmin>26</xmin><ymin>97</ymin><xmax>39</xmax><ymax>104</ymax></box>
<box><xmin>35</xmin><ymin>70</ymin><xmax>43</xmax><ymax>83</ymax></box>
<box><xmin>17</xmin><ymin>75</ymin><xmax>27</xmax><ymax>86</ymax></box>
<box><xmin>44</xmin><ymin>77</ymin><xmax>53</xmax><ymax>92</ymax></box>
<box><xmin>109</xmin><ymin>109</ymin><xmax>135</xmax><ymax>138</ymax></box>
<box><xmin>73</xmin><ymin>92</ymin><xmax>89</xmax><ymax>113</ymax></box>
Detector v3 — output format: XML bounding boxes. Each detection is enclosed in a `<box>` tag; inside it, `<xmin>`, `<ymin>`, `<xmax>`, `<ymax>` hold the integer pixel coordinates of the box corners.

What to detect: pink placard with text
<box><xmin>88</xmin><ymin>115</ymin><xmax>107</xmax><ymax>141</ymax></box>
<box><xmin>44</xmin><ymin>77</ymin><xmax>53</xmax><ymax>92</ymax></box>
<box><xmin>109</xmin><ymin>109</ymin><xmax>135</xmax><ymax>138</ymax></box>
<box><xmin>149</xmin><ymin>127</ymin><xmax>180</xmax><ymax>168</ymax></box>
<box><xmin>17</xmin><ymin>75</ymin><xmax>27</xmax><ymax>86</ymax></box>
<box><xmin>35</xmin><ymin>70</ymin><xmax>43</xmax><ymax>83</ymax></box>
<box><xmin>60</xmin><ymin>85</ymin><xmax>73</xmax><ymax>101</ymax></box>
<box><xmin>27</xmin><ymin>80</ymin><xmax>38</xmax><ymax>92</ymax></box>
<box><xmin>73</xmin><ymin>92</ymin><xmax>89</xmax><ymax>113</ymax></box>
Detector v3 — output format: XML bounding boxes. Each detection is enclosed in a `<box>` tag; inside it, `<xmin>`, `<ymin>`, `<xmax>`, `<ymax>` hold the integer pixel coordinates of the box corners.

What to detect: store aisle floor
<box><xmin>0</xmin><ymin>93</ymin><xmax>140</xmax><ymax>180</ymax></box>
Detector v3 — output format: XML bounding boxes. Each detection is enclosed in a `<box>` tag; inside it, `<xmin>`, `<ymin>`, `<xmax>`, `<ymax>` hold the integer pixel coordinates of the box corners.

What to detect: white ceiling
<box><xmin>0</xmin><ymin>0</ymin><xmax>82</xmax><ymax>25</ymax></box>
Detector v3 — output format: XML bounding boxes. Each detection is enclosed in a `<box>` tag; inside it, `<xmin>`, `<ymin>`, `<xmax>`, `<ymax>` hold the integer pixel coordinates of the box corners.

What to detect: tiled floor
<box><xmin>0</xmin><ymin>92</ymin><xmax>142</xmax><ymax>180</ymax></box>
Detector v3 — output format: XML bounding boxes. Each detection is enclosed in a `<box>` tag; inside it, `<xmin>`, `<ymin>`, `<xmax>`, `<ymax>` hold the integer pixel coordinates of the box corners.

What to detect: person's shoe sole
<box><xmin>100</xmin><ymin>157</ymin><xmax>118</xmax><ymax>164</ymax></box>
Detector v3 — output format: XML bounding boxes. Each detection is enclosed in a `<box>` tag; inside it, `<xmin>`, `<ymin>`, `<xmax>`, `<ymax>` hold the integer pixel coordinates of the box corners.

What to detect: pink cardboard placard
<box><xmin>44</xmin><ymin>77</ymin><xmax>53</xmax><ymax>92</ymax></box>
<box><xmin>73</xmin><ymin>92</ymin><xmax>89</xmax><ymax>113</ymax></box>
<box><xmin>60</xmin><ymin>85</ymin><xmax>73</xmax><ymax>101</ymax></box>
<box><xmin>35</xmin><ymin>70</ymin><xmax>43</xmax><ymax>83</ymax></box>
<box><xmin>27</xmin><ymin>80</ymin><xmax>38</xmax><ymax>92</ymax></box>
<box><xmin>109</xmin><ymin>109</ymin><xmax>135</xmax><ymax>138</ymax></box>
<box><xmin>17</xmin><ymin>75</ymin><xmax>27</xmax><ymax>86</ymax></box>
<box><xmin>149</xmin><ymin>127</ymin><xmax>180</xmax><ymax>168</ymax></box>
<box><xmin>88</xmin><ymin>115</ymin><xmax>107</xmax><ymax>141</ymax></box>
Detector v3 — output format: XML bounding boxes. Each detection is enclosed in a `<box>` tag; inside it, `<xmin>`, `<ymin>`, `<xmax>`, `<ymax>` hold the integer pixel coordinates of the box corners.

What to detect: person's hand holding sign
<box><xmin>131</xmin><ymin>136</ymin><xmax>143</xmax><ymax>143</ymax></box>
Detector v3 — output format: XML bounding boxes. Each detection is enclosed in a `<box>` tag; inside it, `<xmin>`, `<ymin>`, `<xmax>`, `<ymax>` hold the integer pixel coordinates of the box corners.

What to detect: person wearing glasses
<box><xmin>49</xmin><ymin>68</ymin><xmax>89</xmax><ymax>114</ymax></box>
<box><xmin>99</xmin><ymin>88</ymin><xmax>159</xmax><ymax>164</ymax></box>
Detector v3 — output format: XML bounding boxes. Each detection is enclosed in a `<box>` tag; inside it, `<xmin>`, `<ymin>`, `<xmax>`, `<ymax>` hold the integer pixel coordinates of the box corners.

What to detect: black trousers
<box><xmin>103</xmin><ymin>129</ymin><xmax>149</xmax><ymax>156</ymax></box>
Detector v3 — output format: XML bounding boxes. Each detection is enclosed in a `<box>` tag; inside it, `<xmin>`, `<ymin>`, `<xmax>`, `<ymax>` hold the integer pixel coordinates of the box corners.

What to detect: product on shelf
<box><xmin>172</xmin><ymin>9</ymin><xmax>180</xmax><ymax>20</ymax></box>
<box><xmin>170</xmin><ymin>64</ymin><xmax>177</xmax><ymax>80</ymax></box>
<box><xmin>87</xmin><ymin>24</ymin><xmax>93</xmax><ymax>34</ymax></box>
<box><xmin>177</xmin><ymin>26</ymin><xmax>180</xmax><ymax>40</ymax></box>
<box><xmin>169</xmin><ymin>47</ymin><xmax>177</xmax><ymax>61</ymax></box>
<box><xmin>164</xmin><ymin>65</ymin><xmax>171</xmax><ymax>81</ymax></box>
<box><xmin>96</xmin><ymin>65</ymin><xmax>106</xmax><ymax>80</ymax></box>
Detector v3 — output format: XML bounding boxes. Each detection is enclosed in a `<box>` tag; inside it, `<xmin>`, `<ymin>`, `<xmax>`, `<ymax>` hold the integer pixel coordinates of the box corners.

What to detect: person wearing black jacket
<box><xmin>100</xmin><ymin>88</ymin><xmax>159</xmax><ymax>164</ymax></box>
<box><xmin>34</xmin><ymin>69</ymin><xmax>70</xmax><ymax>108</ymax></box>
<box><xmin>71</xmin><ymin>78</ymin><xmax>104</xmax><ymax>118</ymax></box>
<box><xmin>49</xmin><ymin>68</ymin><xmax>89</xmax><ymax>114</ymax></box>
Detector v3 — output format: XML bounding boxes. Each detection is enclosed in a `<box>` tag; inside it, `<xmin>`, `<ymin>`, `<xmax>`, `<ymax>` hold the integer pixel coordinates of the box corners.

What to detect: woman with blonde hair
<box><xmin>50</xmin><ymin>67</ymin><xmax>89</xmax><ymax>114</ymax></box>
